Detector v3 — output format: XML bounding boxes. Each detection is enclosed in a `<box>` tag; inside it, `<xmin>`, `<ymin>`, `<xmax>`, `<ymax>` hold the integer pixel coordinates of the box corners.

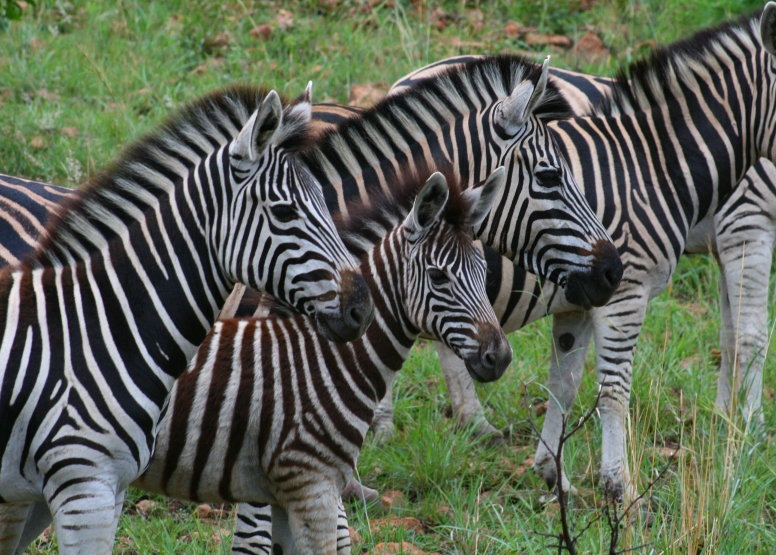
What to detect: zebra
<box><xmin>354</xmin><ymin>5</ymin><xmax>776</xmax><ymax>502</ymax></box>
<box><xmin>0</xmin><ymin>84</ymin><xmax>374</xmax><ymax>555</ymax></box>
<box><xmin>6</xmin><ymin>169</ymin><xmax>511</xmax><ymax>555</ymax></box>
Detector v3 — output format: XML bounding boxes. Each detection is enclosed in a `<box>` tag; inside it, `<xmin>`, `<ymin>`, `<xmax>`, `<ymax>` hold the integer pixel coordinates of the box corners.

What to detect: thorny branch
<box><xmin>521</xmin><ymin>381</ymin><xmax>676</xmax><ymax>554</ymax></box>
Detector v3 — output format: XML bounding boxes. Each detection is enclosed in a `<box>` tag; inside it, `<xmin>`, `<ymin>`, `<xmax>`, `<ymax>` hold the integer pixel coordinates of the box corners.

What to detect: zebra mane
<box><xmin>303</xmin><ymin>56</ymin><xmax>572</xmax><ymax>174</ymax></box>
<box><xmin>30</xmin><ymin>85</ymin><xmax>312</xmax><ymax>265</ymax></box>
<box><xmin>596</xmin><ymin>9</ymin><xmax>764</xmax><ymax>116</ymax></box>
<box><xmin>336</xmin><ymin>168</ymin><xmax>476</xmax><ymax>259</ymax></box>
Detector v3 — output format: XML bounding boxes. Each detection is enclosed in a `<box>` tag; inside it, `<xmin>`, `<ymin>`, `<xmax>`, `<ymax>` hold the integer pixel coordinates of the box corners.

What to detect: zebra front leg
<box><xmin>533</xmin><ymin>311</ymin><xmax>593</xmax><ymax>494</ymax></box>
<box><xmin>715</xmin><ymin>238</ymin><xmax>774</xmax><ymax>426</ymax></box>
<box><xmin>436</xmin><ymin>341</ymin><xmax>503</xmax><ymax>444</ymax></box>
<box><xmin>594</xmin><ymin>295</ymin><xmax>648</xmax><ymax>502</ymax></box>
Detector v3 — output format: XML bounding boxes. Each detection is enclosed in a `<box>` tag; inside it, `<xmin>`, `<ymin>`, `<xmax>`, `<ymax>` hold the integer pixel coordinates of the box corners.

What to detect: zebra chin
<box><xmin>563</xmin><ymin>240</ymin><xmax>623</xmax><ymax>309</ymax></box>
<box><xmin>313</xmin><ymin>269</ymin><xmax>375</xmax><ymax>343</ymax></box>
<box><xmin>460</xmin><ymin>323</ymin><xmax>513</xmax><ymax>383</ymax></box>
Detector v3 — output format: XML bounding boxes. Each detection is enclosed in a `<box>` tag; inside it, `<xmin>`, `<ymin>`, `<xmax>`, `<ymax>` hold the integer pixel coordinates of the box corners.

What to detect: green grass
<box><xmin>5</xmin><ymin>0</ymin><xmax>775</xmax><ymax>553</ymax></box>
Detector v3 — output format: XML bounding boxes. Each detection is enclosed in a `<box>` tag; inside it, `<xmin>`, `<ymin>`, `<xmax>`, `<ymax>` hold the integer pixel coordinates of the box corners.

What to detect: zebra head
<box><xmin>402</xmin><ymin>169</ymin><xmax>512</xmax><ymax>383</ymax></box>
<box><xmin>479</xmin><ymin>57</ymin><xmax>623</xmax><ymax>310</ymax></box>
<box><xmin>223</xmin><ymin>86</ymin><xmax>374</xmax><ymax>342</ymax></box>
<box><xmin>387</xmin><ymin>56</ymin><xmax>623</xmax><ymax>310</ymax></box>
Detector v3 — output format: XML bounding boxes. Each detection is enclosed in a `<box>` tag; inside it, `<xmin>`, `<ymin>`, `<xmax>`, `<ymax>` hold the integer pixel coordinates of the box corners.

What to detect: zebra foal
<box><xmin>0</xmin><ymin>84</ymin><xmax>371</xmax><ymax>554</ymax></box>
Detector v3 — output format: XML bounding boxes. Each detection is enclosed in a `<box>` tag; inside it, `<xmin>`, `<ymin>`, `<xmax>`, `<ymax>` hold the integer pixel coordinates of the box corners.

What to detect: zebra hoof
<box><xmin>342</xmin><ymin>478</ymin><xmax>380</xmax><ymax>504</ymax></box>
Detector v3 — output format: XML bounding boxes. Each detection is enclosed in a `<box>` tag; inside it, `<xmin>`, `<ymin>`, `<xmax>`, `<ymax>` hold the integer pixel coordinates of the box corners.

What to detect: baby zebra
<box><xmin>6</xmin><ymin>166</ymin><xmax>511</xmax><ymax>555</ymax></box>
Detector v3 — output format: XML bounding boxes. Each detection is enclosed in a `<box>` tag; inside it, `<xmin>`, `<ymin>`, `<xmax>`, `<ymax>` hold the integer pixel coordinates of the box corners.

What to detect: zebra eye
<box><xmin>270</xmin><ymin>204</ymin><xmax>296</xmax><ymax>223</ymax></box>
<box><xmin>428</xmin><ymin>268</ymin><xmax>449</xmax><ymax>286</ymax></box>
<box><xmin>536</xmin><ymin>167</ymin><xmax>561</xmax><ymax>186</ymax></box>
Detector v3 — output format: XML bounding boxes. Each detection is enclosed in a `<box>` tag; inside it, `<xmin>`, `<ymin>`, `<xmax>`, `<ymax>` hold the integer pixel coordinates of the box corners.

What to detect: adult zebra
<box><xmin>0</xmin><ymin>84</ymin><xmax>373</xmax><ymax>554</ymax></box>
<box><xmin>359</xmin><ymin>5</ymin><xmax>776</xmax><ymax>501</ymax></box>
<box><xmin>8</xmin><ymin>168</ymin><xmax>511</xmax><ymax>555</ymax></box>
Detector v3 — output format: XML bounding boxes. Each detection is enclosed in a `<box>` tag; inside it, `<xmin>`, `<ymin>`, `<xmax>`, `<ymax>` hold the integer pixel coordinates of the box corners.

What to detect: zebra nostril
<box><xmin>484</xmin><ymin>350</ymin><xmax>496</xmax><ymax>369</ymax></box>
<box><xmin>348</xmin><ymin>305</ymin><xmax>363</xmax><ymax>326</ymax></box>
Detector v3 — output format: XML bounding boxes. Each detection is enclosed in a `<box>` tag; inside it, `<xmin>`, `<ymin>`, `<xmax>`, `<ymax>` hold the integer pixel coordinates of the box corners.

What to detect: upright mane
<box><xmin>302</xmin><ymin>55</ymin><xmax>573</xmax><ymax>179</ymax></box>
<box><xmin>595</xmin><ymin>10</ymin><xmax>764</xmax><ymax>116</ymax></box>
<box><xmin>30</xmin><ymin>85</ymin><xmax>312</xmax><ymax>266</ymax></box>
<box><xmin>336</xmin><ymin>168</ymin><xmax>478</xmax><ymax>259</ymax></box>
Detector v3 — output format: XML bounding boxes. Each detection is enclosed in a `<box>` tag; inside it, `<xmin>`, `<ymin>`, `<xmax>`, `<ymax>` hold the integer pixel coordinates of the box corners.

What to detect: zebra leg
<box><xmin>715</xmin><ymin>238</ymin><xmax>774</xmax><ymax>425</ymax></box>
<box><xmin>232</xmin><ymin>500</ymin><xmax>350</xmax><ymax>555</ymax></box>
<box><xmin>0</xmin><ymin>503</ymin><xmax>30</xmax><ymax>555</ymax></box>
<box><xmin>276</xmin><ymin>487</ymin><xmax>343</xmax><ymax>555</ymax></box>
<box><xmin>594</xmin><ymin>294</ymin><xmax>648</xmax><ymax>502</ymax></box>
<box><xmin>370</xmin><ymin>381</ymin><xmax>395</xmax><ymax>444</ymax></box>
<box><xmin>436</xmin><ymin>341</ymin><xmax>503</xmax><ymax>443</ymax></box>
<box><xmin>533</xmin><ymin>311</ymin><xmax>593</xmax><ymax>494</ymax></box>
<box><xmin>46</xmin><ymin>479</ymin><xmax>124</xmax><ymax>555</ymax></box>
<box><xmin>233</xmin><ymin>503</ymin><xmax>273</xmax><ymax>555</ymax></box>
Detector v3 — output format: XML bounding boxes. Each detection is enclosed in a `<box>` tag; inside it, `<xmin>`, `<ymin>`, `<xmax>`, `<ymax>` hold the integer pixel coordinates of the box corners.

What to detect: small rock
<box><xmin>29</xmin><ymin>136</ymin><xmax>45</xmax><ymax>149</ymax></box>
<box><xmin>503</xmin><ymin>21</ymin><xmax>520</xmax><ymax>37</ymax></box>
<box><xmin>211</xmin><ymin>528</ymin><xmax>231</xmax><ymax>544</ymax></box>
<box><xmin>272</xmin><ymin>9</ymin><xmax>294</xmax><ymax>30</ymax></box>
<box><xmin>523</xmin><ymin>456</ymin><xmax>534</xmax><ymax>467</ymax></box>
<box><xmin>372</xmin><ymin>516</ymin><xmax>424</xmax><ymax>533</ymax></box>
<box><xmin>250</xmin><ymin>24</ymin><xmax>273</xmax><ymax>41</ymax></box>
<box><xmin>524</xmin><ymin>32</ymin><xmax>572</xmax><ymax>48</ymax></box>
<box><xmin>380</xmin><ymin>490</ymin><xmax>406</xmax><ymax>509</ymax></box>
<box><xmin>40</xmin><ymin>525</ymin><xmax>53</xmax><ymax>543</ymax></box>
<box><xmin>135</xmin><ymin>499</ymin><xmax>156</xmax><ymax>516</ymax></box>
<box><xmin>534</xmin><ymin>400</ymin><xmax>549</xmax><ymax>417</ymax></box>
<box><xmin>60</xmin><ymin>126</ymin><xmax>78</xmax><ymax>138</ymax></box>
<box><xmin>349</xmin><ymin>526</ymin><xmax>363</xmax><ymax>544</ymax></box>
<box><xmin>197</xmin><ymin>503</ymin><xmax>214</xmax><ymax>518</ymax></box>
<box><xmin>573</xmin><ymin>32</ymin><xmax>608</xmax><ymax>63</ymax></box>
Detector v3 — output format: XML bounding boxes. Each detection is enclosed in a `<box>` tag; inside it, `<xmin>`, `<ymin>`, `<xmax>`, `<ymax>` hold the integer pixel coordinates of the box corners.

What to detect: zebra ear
<box><xmin>286</xmin><ymin>81</ymin><xmax>313</xmax><ymax>124</ymax></box>
<box><xmin>761</xmin><ymin>2</ymin><xmax>776</xmax><ymax>58</ymax></box>
<box><xmin>229</xmin><ymin>90</ymin><xmax>283</xmax><ymax>164</ymax></box>
<box><xmin>405</xmin><ymin>172</ymin><xmax>449</xmax><ymax>237</ymax></box>
<box><xmin>494</xmin><ymin>56</ymin><xmax>550</xmax><ymax>135</ymax></box>
<box><xmin>463</xmin><ymin>166</ymin><xmax>505</xmax><ymax>229</ymax></box>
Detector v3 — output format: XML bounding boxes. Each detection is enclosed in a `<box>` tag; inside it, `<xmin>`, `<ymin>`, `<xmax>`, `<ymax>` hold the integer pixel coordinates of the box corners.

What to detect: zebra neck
<box><xmin>357</xmin><ymin>232</ymin><xmax>419</xmax><ymax>383</ymax></box>
<box><xmin>0</xmin><ymin>155</ymin><xmax>233</xmax><ymax>385</ymax></box>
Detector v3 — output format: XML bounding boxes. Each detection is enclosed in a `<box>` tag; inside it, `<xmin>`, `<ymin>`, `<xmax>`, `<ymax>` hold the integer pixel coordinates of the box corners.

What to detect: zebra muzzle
<box><xmin>315</xmin><ymin>270</ymin><xmax>375</xmax><ymax>343</ymax></box>
<box><xmin>462</xmin><ymin>322</ymin><xmax>512</xmax><ymax>383</ymax></box>
<box><xmin>563</xmin><ymin>240</ymin><xmax>623</xmax><ymax>309</ymax></box>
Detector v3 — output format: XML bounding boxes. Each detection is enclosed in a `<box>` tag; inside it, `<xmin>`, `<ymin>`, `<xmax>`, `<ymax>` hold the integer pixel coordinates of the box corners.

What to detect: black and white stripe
<box><xmin>0</xmin><ymin>85</ymin><xmax>368</xmax><ymax>554</ymax></box>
